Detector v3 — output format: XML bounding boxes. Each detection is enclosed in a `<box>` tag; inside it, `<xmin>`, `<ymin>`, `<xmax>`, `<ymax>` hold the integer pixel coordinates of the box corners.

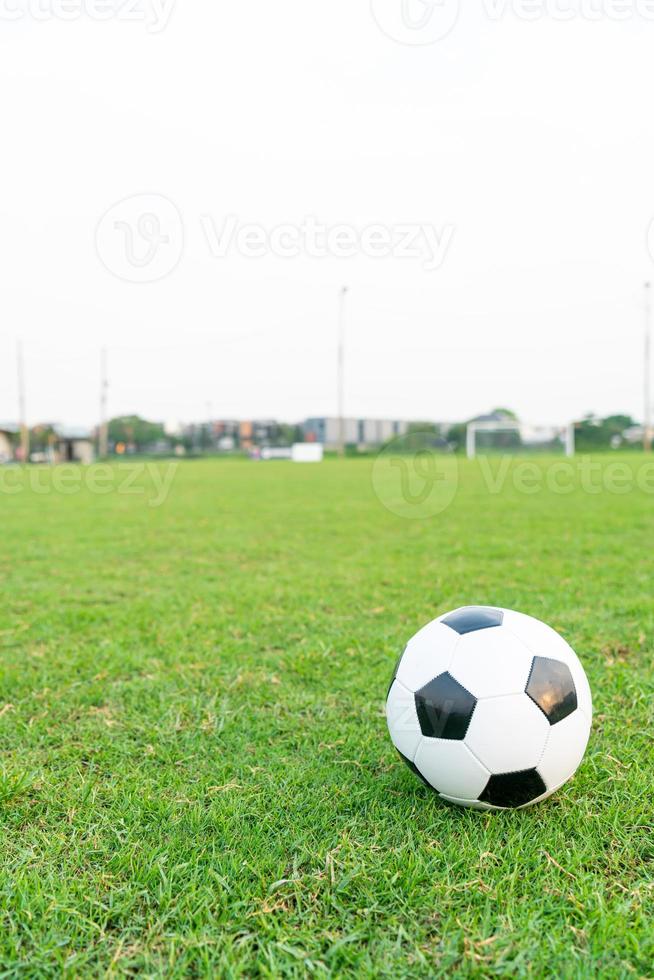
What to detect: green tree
<box><xmin>575</xmin><ymin>414</ymin><xmax>636</xmax><ymax>450</ymax></box>
<box><xmin>29</xmin><ymin>424</ymin><xmax>57</xmax><ymax>454</ymax></box>
<box><xmin>107</xmin><ymin>416</ymin><xmax>168</xmax><ymax>452</ymax></box>
<box><xmin>382</xmin><ymin>423</ymin><xmax>449</xmax><ymax>454</ymax></box>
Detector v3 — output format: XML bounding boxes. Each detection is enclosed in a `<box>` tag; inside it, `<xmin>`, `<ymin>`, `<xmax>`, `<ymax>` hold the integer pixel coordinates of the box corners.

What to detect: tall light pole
<box><xmin>17</xmin><ymin>341</ymin><xmax>29</xmax><ymax>463</ymax></box>
<box><xmin>337</xmin><ymin>286</ymin><xmax>348</xmax><ymax>457</ymax></box>
<box><xmin>99</xmin><ymin>347</ymin><xmax>109</xmax><ymax>458</ymax></box>
<box><xmin>645</xmin><ymin>282</ymin><xmax>652</xmax><ymax>452</ymax></box>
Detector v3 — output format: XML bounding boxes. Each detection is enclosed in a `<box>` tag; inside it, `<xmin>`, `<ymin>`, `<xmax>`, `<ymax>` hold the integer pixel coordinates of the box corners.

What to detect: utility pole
<box><xmin>17</xmin><ymin>341</ymin><xmax>29</xmax><ymax>463</ymax></box>
<box><xmin>99</xmin><ymin>347</ymin><xmax>109</xmax><ymax>458</ymax></box>
<box><xmin>337</xmin><ymin>286</ymin><xmax>348</xmax><ymax>457</ymax></box>
<box><xmin>645</xmin><ymin>282</ymin><xmax>652</xmax><ymax>452</ymax></box>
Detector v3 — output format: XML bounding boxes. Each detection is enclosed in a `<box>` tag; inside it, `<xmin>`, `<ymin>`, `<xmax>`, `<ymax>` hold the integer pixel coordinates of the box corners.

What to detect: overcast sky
<box><xmin>1</xmin><ymin>1</ymin><xmax>654</xmax><ymax>429</ymax></box>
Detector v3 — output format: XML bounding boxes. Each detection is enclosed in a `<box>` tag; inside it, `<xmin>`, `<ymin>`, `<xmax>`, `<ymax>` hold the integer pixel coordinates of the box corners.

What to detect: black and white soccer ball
<box><xmin>386</xmin><ymin>607</ymin><xmax>592</xmax><ymax>809</ymax></box>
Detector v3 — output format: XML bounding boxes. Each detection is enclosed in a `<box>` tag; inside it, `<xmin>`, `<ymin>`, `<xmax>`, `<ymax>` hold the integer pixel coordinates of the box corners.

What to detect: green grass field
<box><xmin>1</xmin><ymin>456</ymin><xmax>653</xmax><ymax>976</ymax></box>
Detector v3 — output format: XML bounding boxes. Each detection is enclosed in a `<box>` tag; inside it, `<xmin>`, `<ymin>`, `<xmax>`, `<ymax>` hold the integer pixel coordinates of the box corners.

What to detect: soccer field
<box><xmin>1</xmin><ymin>457</ymin><xmax>652</xmax><ymax>976</ymax></box>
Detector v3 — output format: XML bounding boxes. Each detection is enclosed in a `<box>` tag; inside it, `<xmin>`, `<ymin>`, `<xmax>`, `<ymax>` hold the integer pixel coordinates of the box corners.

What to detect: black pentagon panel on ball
<box><xmin>396</xmin><ymin>750</ymin><xmax>435</xmax><ymax>790</ymax></box>
<box><xmin>414</xmin><ymin>672</ymin><xmax>477</xmax><ymax>740</ymax></box>
<box><xmin>479</xmin><ymin>769</ymin><xmax>547</xmax><ymax>808</ymax></box>
<box><xmin>526</xmin><ymin>657</ymin><xmax>578</xmax><ymax>725</ymax></box>
<box><xmin>441</xmin><ymin>607</ymin><xmax>504</xmax><ymax>636</ymax></box>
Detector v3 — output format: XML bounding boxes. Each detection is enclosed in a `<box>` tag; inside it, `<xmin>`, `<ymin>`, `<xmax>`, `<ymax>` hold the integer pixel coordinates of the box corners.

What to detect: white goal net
<box><xmin>466</xmin><ymin>421</ymin><xmax>575</xmax><ymax>459</ymax></box>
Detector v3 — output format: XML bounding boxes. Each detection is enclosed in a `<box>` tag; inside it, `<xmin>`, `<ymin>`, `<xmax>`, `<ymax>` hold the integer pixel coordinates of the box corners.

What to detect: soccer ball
<box><xmin>386</xmin><ymin>607</ymin><xmax>592</xmax><ymax>809</ymax></box>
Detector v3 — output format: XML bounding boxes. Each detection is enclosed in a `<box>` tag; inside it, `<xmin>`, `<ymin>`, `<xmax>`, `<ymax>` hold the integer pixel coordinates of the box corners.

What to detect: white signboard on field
<box><xmin>292</xmin><ymin>443</ymin><xmax>324</xmax><ymax>463</ymax></box>
<box><xmin>261</xmin><ymin>447</ymin><xmax>293</xmax><ymax>460</ymax></box>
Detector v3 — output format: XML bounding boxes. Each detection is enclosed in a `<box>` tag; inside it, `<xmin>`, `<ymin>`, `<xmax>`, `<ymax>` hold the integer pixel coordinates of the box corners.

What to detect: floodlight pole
<box><xmin>17</xmin><ymin>340</ymin><xmax>29</xmax><ymax>463</ymax></box>
<box><xmin>337</xmin><ymin>286</ymin><xmax>348</xmax><ymax>457</ymax></box>
<box><xmin>645</xmin><ymin>282</ymin><xmax>652</xmax><ymax>452</ymax></box>
<box><xmin>99</xmin><ymin>347</ymin><xmax>109</xmax><ymax>458</ymax></box>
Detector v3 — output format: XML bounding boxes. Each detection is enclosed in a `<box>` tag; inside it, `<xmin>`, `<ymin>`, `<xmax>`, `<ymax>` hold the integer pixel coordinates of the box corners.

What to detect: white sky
<box><xmin>1</xmin><ymin>1</ymin><xmax>654</xmax><ymax>428</ymax></box>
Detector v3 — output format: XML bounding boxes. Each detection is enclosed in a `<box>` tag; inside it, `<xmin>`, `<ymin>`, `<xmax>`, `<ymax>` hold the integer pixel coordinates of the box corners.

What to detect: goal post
<box><xmin>466</xmin><ymin>421</ymin><xmax>575</xmax><ymax>459</ymax></box>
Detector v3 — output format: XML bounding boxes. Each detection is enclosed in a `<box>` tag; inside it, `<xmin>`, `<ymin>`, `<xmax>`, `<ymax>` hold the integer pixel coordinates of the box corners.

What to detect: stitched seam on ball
<box><xmin>445</xmin><ymin>635</ymin><xmax>460</xmax><ymax>674</ymax></box>
<box><xmin>535</xmin><ymin>728</ymin><xmax>551</xmax><ymax>771</ymax></box>
<box><xmin>463</xmin><ymin>740</ymin><xmax>490</xmax><ymax>774</ymax></box>
<box><xmin>502</xmin><ymin>623</ymin><xmax>544</xmax><ymax>658</ymax></box>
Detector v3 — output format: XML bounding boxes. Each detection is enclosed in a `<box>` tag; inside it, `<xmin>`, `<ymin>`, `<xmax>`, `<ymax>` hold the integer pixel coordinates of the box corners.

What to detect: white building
<box><xmin>54</xmin><ymin>426</ymin><xmax>94</xmax><ymax>465</ymax></box>
<box><xmin>0</xmin><ymin>423</ymin><xmax>18</xmax><ymax>463</ymax></box>
<box><xmin>302</xmin><ymin>418</ymin><xmax>411</xmax><ymax>451</ymax></box>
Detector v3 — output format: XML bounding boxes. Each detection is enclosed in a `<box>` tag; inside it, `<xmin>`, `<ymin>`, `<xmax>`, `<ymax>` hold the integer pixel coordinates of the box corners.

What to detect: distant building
<box><xmin>470</xmin><ymin>411</ymin><xmax>515</xmax><ymax>425</ymax></box>
<box><xmin>182</xmin><ymin>416</ymin><xmax>446</xmax><ymax>453</ymax></box>
<box><xmin>237</xmin><ymin>420</ymin><xmax>285</xmax><ymax>449</ymax></box>
<box><xmin>211</xmin><ymin>420</ymin><xmax>240</xmax><ymax>444</ymax></box>
<box><xmin>54</xmin><ymin>426</ymin><xmax>94</xmax><ymax>465</ymax></box>
<box><xmin>302</xmin><ymin>418</ymin><xmax>411</xmax><ymax>451</ymax></box>
<box><xmin>183</xmin><ymin>420</ymin><xmax>298</xmax><ymax>452</ymax></box>
<box><xmin>237</xmin><ymin>420</ymin><xmax>253</xmax><ymax>448</ymax></box>
<box><xmin>0</xmin><ymin>423</ymin><xmax>18</xmax><ymax>463</ymax></box>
